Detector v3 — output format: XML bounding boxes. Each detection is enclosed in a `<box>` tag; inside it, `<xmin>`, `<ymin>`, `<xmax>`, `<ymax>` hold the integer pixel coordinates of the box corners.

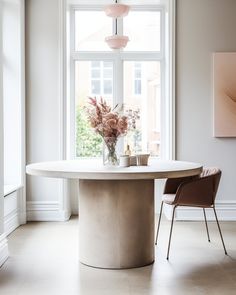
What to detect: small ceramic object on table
<box><xmin>119</xmin><ymin>155</ymin><xmax>130</xmax><ymax>167</ymax></box>
<box><xmin>136</xmin><ymin>154</ymin><xmax>150</xmax><ymax>166</ymax></box>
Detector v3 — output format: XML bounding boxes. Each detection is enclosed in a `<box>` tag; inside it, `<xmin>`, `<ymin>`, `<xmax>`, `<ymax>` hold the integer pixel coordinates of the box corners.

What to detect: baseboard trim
<box><xmin>4</xmin><ymin>190</ymin><xmax>21</xmax><ymax>236</ymax></box>
<box><xmin>19</xmin><ymin>212</ymin><xmax>27</xmax><ymax>225</ymax></box>
<box><xmin>163</xmin><ymin>201</ymin><xmax>236</xmax><ymax>221</ymax></box>
<box><xmin>26</xmin><ymin>201</ymin><xmax>71</xmax><ymax>221</ymax></box>
<box><xmin>4</xmin><ymin>209</ymin><xmax>20</xmax><ymax>236</ymax></box>
<box><xmin>27</xmin><ymin>200</ymin><xmax>236</xmax><ymax>222</ymax></box>
<box><xmin>0</xmin><ymin>234</ymin><xmax>9</xmax><ymax>267</ymax></box>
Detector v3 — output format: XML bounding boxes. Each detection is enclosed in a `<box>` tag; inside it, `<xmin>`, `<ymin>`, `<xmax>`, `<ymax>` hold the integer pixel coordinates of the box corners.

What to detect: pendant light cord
<box><xmin>115</xmin><ymin>0</ymin><xmax>118</xmax><ymax>35</ymax></box>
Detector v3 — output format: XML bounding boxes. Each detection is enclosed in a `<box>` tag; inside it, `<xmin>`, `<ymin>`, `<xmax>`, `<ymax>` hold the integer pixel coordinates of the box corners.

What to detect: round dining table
<box><xmin>26</xmin><ymin>159</ymin><xmax>202</xmax><ymax>269</ymax></box>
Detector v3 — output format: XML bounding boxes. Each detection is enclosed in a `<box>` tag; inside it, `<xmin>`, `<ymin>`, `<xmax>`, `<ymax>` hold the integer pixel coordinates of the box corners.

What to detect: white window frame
<box><xmin>67</xmin><ymin>1</ymin><xmax>175</xmax><ymax>160</ymax></box>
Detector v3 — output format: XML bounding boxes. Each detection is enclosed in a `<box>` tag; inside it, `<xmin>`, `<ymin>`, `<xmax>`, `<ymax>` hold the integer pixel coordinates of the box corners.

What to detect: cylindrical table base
<box><xmin>79</xmin><ymin>179</ymin><xmax>154</xmax><ymax>269</ymax></box>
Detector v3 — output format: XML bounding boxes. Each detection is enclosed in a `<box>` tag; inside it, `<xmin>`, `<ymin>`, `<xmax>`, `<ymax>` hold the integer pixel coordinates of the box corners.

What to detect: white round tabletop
<box><xmin>26</xmin><ymin>159</ymin><xmax>203</xmax><ymax>180</ymax></box>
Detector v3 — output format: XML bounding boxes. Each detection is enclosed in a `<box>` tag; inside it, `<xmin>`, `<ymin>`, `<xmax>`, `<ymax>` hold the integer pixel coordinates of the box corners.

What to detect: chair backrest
<box><xmin>174</xmin><ymin>167</ymin><xmax>221</xmax><ymax>207</ymax></box>
<box><xmin>200</xmin><ymin>167</ymin><xmax>221</xmax><ymax>202</ymax></box>
<box><xmin>163</xmin><ymin>175</ymin><xmax>197</xmax><ymax>194</ymax></box>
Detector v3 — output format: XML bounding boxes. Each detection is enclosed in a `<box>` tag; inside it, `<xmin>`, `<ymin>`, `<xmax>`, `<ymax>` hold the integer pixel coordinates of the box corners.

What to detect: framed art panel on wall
<box><xmin>213</xmin><ymin>52</ymin><xmax>236</xmax><ymax>137</ymax></box>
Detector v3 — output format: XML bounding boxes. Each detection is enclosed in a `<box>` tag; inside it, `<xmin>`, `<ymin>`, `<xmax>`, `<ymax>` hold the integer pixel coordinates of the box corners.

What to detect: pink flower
<box><xmin>117</xmin><ymin>117</ymin><xmax>128</xmax><ymax>134</ymax></box>
<box><xmin>85</xmin><ymin>97</ymin><xmax>129</xmax><ymax>140</ymax></box>
<box><xmin>88</xmin><ymin>97</ymin><xmax>97</xmax><ymax>106</ymax></box>
<box><xmin>106</xmin><ymin>118</ymin><xmax>117</xmax><ymax>129</ymax></box>
<box><xmin>103</xmin><ymin>112</ymin><xmax>118</xmax><ymax>120</ymax></box>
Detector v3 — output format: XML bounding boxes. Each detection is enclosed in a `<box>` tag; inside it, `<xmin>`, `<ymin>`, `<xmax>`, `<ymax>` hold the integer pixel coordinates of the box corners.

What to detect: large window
<box><xmin>69</xmin><ymin>4</ymin><xmax>171</xmax><ymax>159</ymax></box>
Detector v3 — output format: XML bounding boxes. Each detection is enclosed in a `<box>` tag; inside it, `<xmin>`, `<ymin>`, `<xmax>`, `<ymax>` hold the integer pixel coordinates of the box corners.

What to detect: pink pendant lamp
<box><xmin>104</xmin><ymin>2</ymin><xmax>130</xmax><ymax>18</ymax></box>
<box><xmin>104</xmin><ymin>0</ymin><xmax>130</xmax><ymax>50</ymax></box>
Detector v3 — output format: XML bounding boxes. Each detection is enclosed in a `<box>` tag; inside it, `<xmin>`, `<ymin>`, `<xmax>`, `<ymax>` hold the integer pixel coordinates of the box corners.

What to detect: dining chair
<box><xmin>155</xmin><ymin>167</ymin><xmax>228</xmax><ymax>260</ymax></box>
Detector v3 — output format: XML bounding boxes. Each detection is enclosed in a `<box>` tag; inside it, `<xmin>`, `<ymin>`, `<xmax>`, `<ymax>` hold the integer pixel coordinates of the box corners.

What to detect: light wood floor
<box><xmin>0</xmin><ymin>216</ymin><xmax>236</xmax><ymax>295</ymax></box>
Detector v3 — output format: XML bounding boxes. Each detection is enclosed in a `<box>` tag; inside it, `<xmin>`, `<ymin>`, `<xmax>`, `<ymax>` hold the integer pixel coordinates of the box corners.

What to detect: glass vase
<box><xmin>103</xmin><ymin>137</ymin><xmax>119</xmax><ymax>166</ymax></box>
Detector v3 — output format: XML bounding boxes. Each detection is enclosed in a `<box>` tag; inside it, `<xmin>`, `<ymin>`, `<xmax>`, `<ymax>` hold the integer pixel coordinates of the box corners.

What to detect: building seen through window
<box><xmin>134</xmin><ymin>62</ymin><xmax>142</xmax><ymax>95</ymax></box>
<box><xmin>91</xmin><ymin>61</ymin><xmax>113</xmax><ymax>96</ymax></box>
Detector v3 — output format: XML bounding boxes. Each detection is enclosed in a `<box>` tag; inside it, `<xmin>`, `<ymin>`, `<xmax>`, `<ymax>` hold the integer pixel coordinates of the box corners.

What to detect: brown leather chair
<box><xmin>155</xmin><ymin>167</ymin><xmax>227</xmax><ymax>260</ymax></box>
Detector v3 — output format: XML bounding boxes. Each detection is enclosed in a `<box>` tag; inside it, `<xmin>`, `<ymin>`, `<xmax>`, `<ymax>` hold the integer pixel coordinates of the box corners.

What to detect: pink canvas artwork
<box><xmin>213</xmin><ymin>52</ymin><xmax>236</xmax><ymax>137</ymax></box>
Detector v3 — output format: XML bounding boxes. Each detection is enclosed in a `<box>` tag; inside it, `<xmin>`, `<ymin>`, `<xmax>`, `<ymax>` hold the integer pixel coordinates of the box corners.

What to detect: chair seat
<box><xmin>162</xmin><ymin>194</ymin><xmax>175</xmax><ymax>205</ymax></box>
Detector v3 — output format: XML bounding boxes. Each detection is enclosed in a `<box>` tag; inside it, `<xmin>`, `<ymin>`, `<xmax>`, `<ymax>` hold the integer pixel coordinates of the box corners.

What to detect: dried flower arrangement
<box><xmin>86</xmin><ymin>97</ymin><xmax>128</xmax><ymax>165</ymax></box>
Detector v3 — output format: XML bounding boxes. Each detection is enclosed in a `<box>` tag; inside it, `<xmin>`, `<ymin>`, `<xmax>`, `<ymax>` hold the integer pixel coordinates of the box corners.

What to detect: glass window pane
<box><xmin>103</xmin><ymin>61</ymin><xmax>113</xmax><ymax>68</ymax></box>
<box><xmin>91</xmin><ymin>69</ymin><xmax>100</xmax><ymax>78</ymax></box>
<box><xmin>124</xmin><ymin>61</ymin><xmax>161</xmax><ymax>156</ymax></box>
<box><xmin>75</xmin><ymin>61</ymin><xmax>114</xmax><ymax>158</ymax></box>
<box><xmin>104</xmin><ymin>69</ymin><xmax>112</xmax><ymax>79</ymax></box>
<box><xmin>135</xmin><ymin>62</ymin><xmax>141</xmax><ymax>69</ymax></box>
<box><xmin>134</xmin><ymin>80</ymin><xmax>141</xmax><ymax>95</ymax></box>
<box><xmin>91</xmin><ymin>80</ymin><xmax>101</xmax><ymax>94</ymax></box>
<box><xmin>91</xmin><ymin>61</ymin><xmax>100</xmax><ymax>67</ymax></box>
<box><xmin>123</xmin><ymin>11</ymin><xmax>161</xmax><ymax>51</ymax></box>
<box><xmin>75</xmin><ymin>11</ymin><xmax>112</xmax><ymax>51</ymax></box>
<box><xmin>135</xmin><ymin>69</ymin><xmax>141</xmax><ymax>79</ymax></box>
<box><xmin>104</xmin><ymin>80</ymin><xmax>112</xmax><ymax>94</ymax></box>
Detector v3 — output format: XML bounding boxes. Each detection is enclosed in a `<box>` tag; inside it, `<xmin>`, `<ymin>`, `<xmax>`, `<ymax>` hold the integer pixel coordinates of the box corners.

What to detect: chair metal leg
<box><xmin>166</xmin><ymin>205</ymin><xmax>177</xmax><ymax>260</ymax></box>
<box><xmin>213</xmin><ymin>206</ymin><xmax>228</xmax><ymax>255</ymax></box>
<box><xmin>203</xmin><ymin>208</ymin><xmax>210</xmax><ymax>242</ymax></box>
<box><xmin>155</xmin><ymin>201</ymin><xmax>163</xmax><ymax>245</ymax></box>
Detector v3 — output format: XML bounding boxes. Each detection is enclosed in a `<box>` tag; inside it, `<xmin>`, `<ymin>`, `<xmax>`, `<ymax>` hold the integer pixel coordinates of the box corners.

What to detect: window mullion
<box><xmin>114</xmin><ymin>54</ymin><xmax>124</xmax><ymax>154</ymax></box>
<box><xmin>101</xmin><ymin>61</ymin><xmax>103</xmax><ymax>96</ymax></box>
<box><xmin>113</xmin><ymin>55</ymin><xmax>123</xmax><ymax>106</ymax></box>
<box><xmin>160</xmin><ymin>59</ymin><xmax>166</xmax><ymax>159</ymax></box>
<box><xmin>119</xmin><ymin>52</ymin><xmax>163</xmax><ymax>61</ymax></box>
<box><xmin>70</xmin><ymin>57</ymin><xmax>76</xmax><ymax>159</ymax></box>
<box><xmin>70</xmin><ymin>8</ymin><xmax>75</xmax><ymax>55</ymax></box>
<box><xmin>72</xmin><ymin>52</ymin><xmax>117</xmax><ymax>60</ymax></box>
<box><xmin>69</xmin><ymin>7</ymin><xmax>76</xmax><ymax>159</ymax></box>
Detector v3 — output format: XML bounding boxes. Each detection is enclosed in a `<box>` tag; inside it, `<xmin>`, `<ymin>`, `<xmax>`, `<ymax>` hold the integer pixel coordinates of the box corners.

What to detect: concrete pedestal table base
<box><xmin>79</xmin><ymin>179</ymin><xmax>154</xmax><ymax>269</ymax></box>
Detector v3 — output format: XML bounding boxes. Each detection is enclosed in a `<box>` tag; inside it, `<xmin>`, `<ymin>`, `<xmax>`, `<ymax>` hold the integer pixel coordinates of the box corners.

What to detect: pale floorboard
<box><xmin>0</xmin><ymin>216</ymin><xmax>236</xmax><ymax>295</ymax></box>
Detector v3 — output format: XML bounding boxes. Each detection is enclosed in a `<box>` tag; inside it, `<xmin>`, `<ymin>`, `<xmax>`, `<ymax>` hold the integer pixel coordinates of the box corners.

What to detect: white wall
<box><xmin>26</xmin><ymin>0</ymin><xmax>69</xmax><ymax>221</ymax></box>
<box><xmin>0</xmin><ymin>0</ymin><xmax>9</xmax><ymax>267</ymax></box>
<box><xmin>175</xmin><ymin>0</ymin><xmax>236</xmax><ymax>220</ymax></box>
<box><xmin>0</xmin><ymin>0</ymin><xmax>4</xmax><ymax>236</ymax></box>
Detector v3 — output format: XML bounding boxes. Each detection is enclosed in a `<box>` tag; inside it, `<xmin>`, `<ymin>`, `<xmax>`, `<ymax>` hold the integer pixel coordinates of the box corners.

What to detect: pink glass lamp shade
<box><xmin>104</xmin><ymin>4</ymin><xmax>130</xmax><ymax>18</ymax></box>
<box><xmin>105</xmin><ymin>35</ymin><xmax>129</xmax><ymax>49</ymax></box>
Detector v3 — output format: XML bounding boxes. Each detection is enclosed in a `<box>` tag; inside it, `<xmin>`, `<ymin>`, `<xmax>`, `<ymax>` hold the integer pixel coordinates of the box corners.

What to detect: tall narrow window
<box><xmin>124</xmin><ymin>61</ymin><xmax>161</xmax><ymax>155</ymax></box>
<box><xmin>75</xmin><ymin>61</ymin><xmax>114</xmax><ymax>157</ymax></box>
<box><xmin>69</xmin><ymin>5</ymin><xmax>170</xmax><ymax>159</ymax></box>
